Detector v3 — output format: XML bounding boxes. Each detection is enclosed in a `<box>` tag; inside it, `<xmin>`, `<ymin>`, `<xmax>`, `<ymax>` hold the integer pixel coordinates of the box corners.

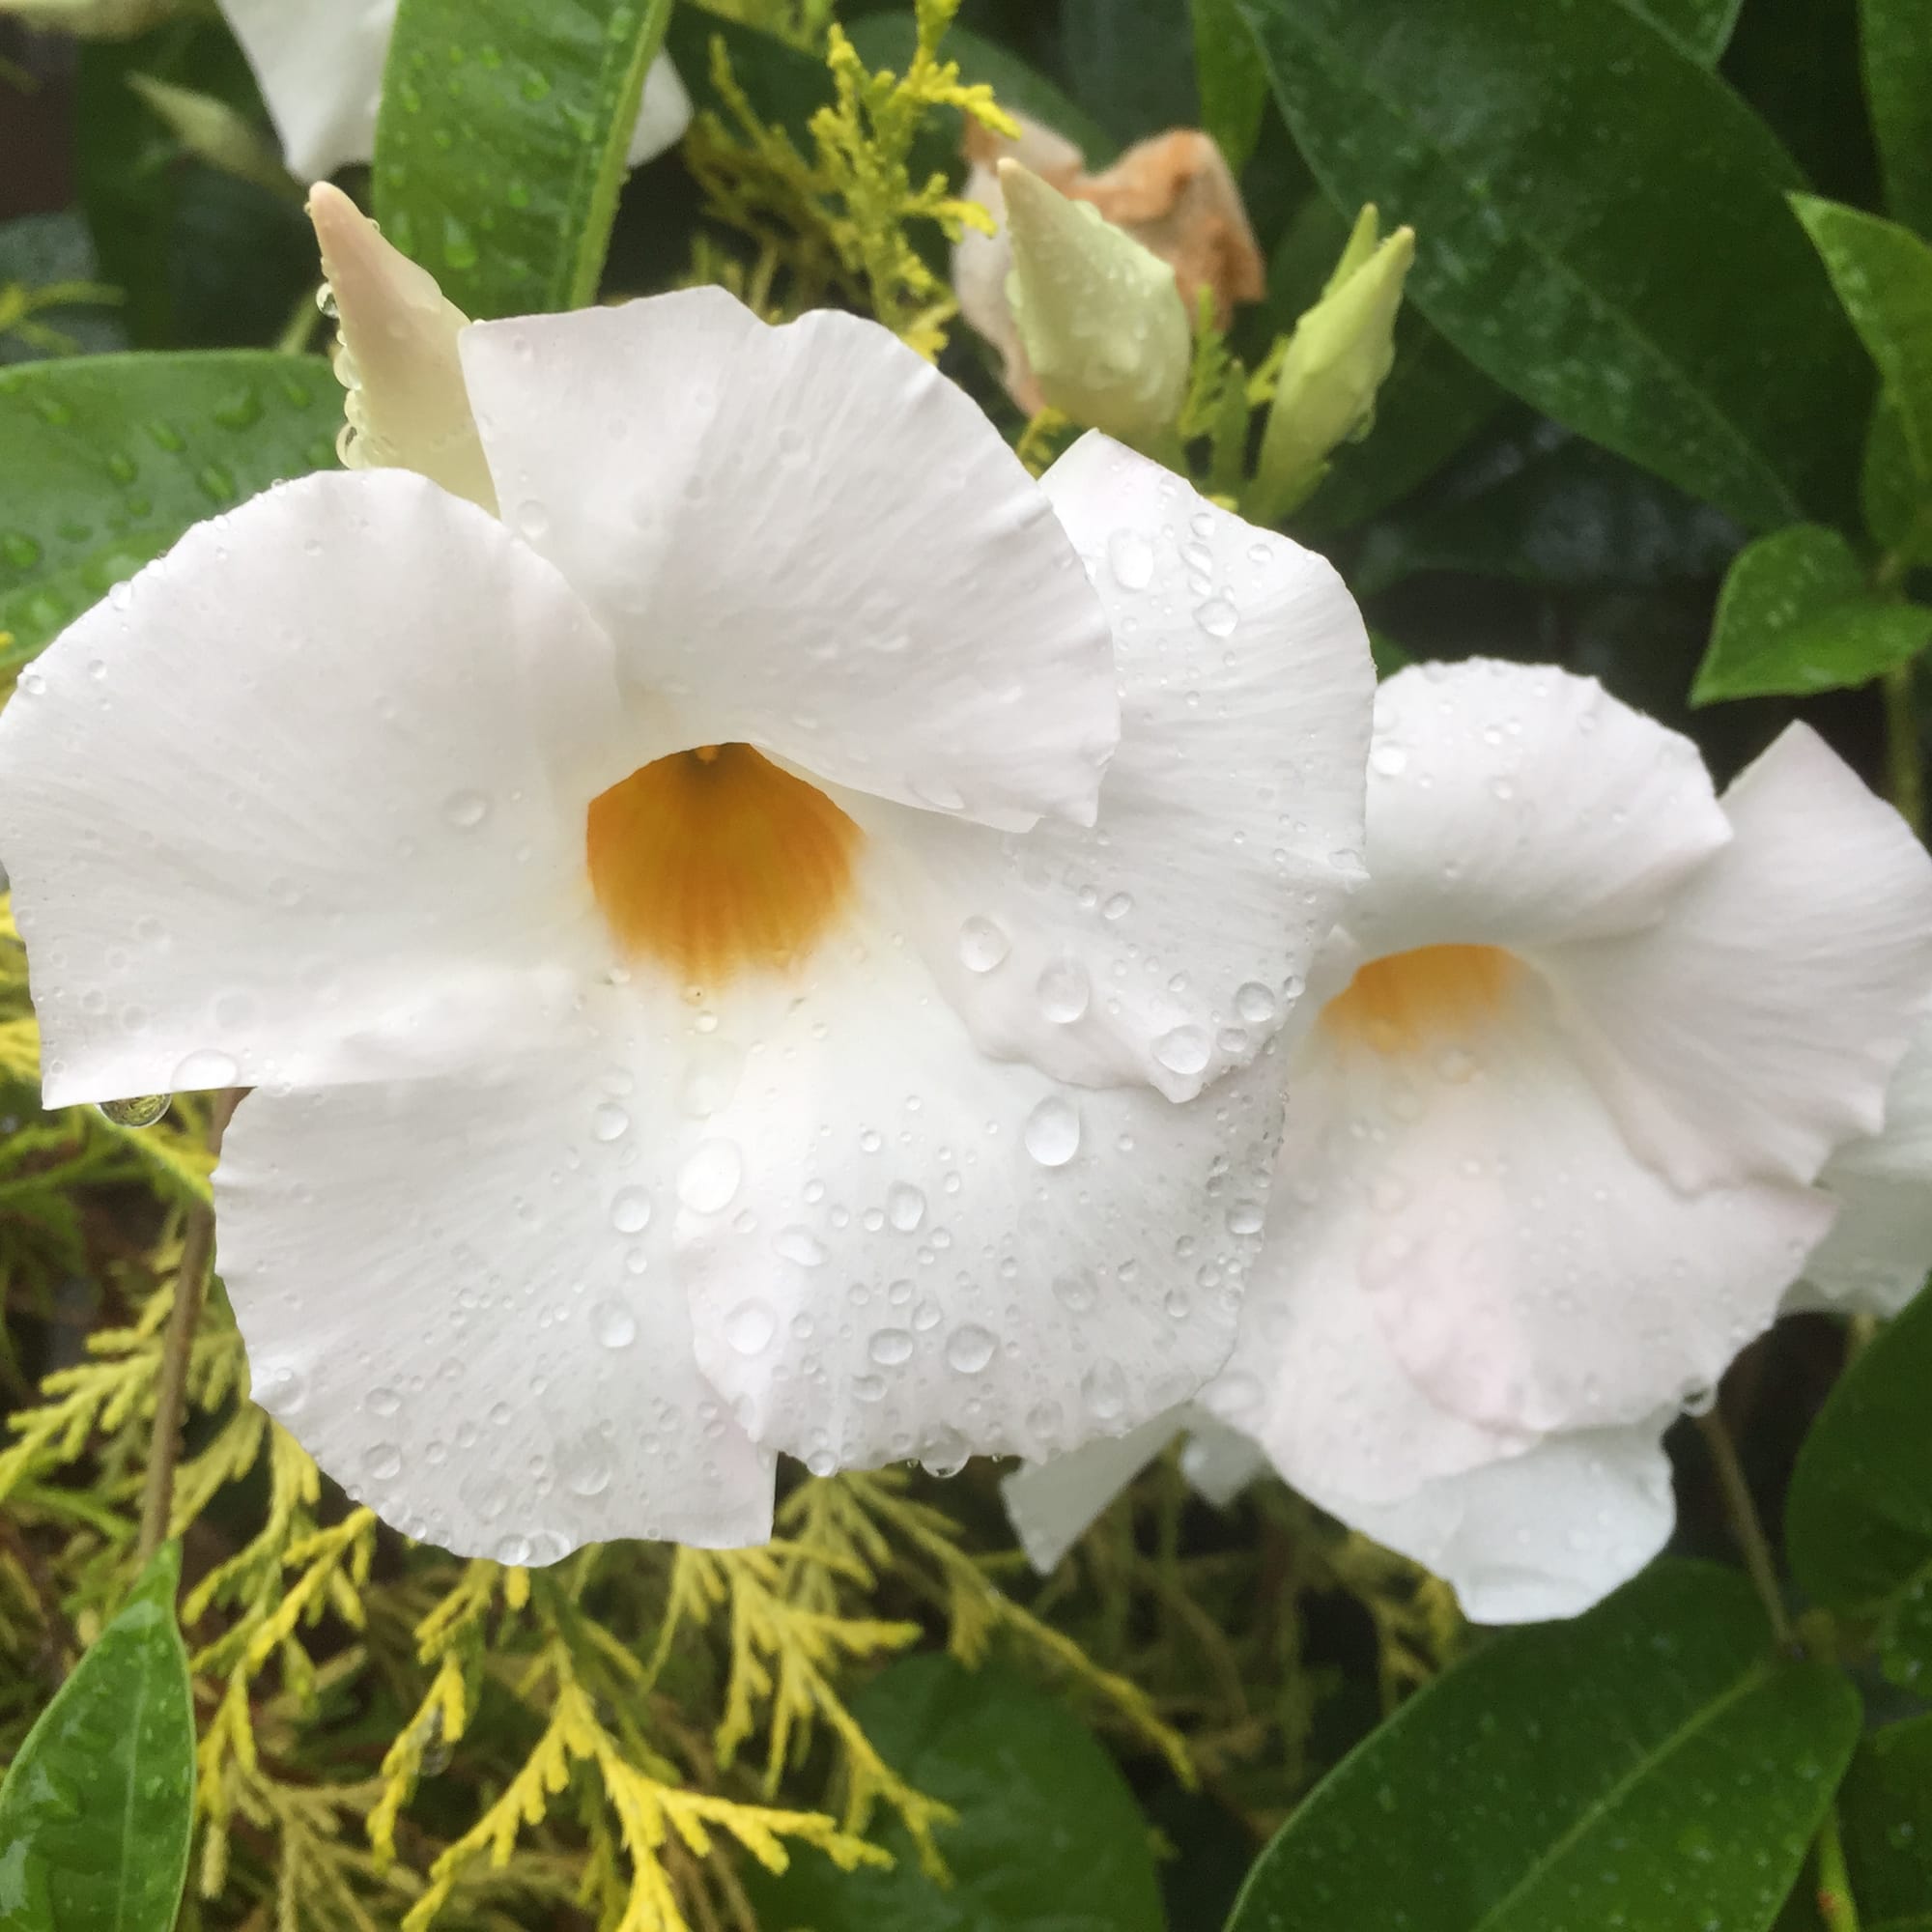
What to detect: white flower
<box><xmin>0</xmin><ymin>206</ymin><xmax>1374</xmax><ymax>1566</ymax></box>
<box><xmin>215</xmin><ymin>0</ymin><xmax>692</xmax><ymax>182</ymax></box>
<box><xmin>1006</xmin><ymin>659</ymin><xmax>1932</xmax><ymax>1622</ymax></box>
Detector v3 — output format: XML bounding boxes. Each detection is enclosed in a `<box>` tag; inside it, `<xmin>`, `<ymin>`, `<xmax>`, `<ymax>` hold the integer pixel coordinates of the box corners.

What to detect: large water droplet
<box><xmin>590</xmin><ymin>1301</ymin><xmax>638</xmax><ymax>1350</ymax></box>
<box><xmin>591</xmin><ymin>1101</ymin><xmax>630</xmax><ymax>1143</ymax></box>
<box><xmin>959</xmin><ymin>915</ymin><xmax>1010</xmax><ymax>973</ymax></box>
<box><xmin>1081</xmin><ymin>1360</ymin><xmax>1127</xmax><ymax>1420</ymax></box>
<box><xmin>1023</xmin><ymin>1096</ymin><xmax>1081</xmax><ymax>1167</ymax></box>
<box><xmin>98</xmin><ymin>1094</ymin><xmax>169</xmax><ymax>1128</ymax></box>
<box><xmin>868</xmin><ymin>1327</ymin><xmax>914</xmax><ymax>1366</ymax></box>
<box><xmin>1154</xmin><ymin>1025</ymin><xmax>1210</xmax><ymax>1077</ymax></box>
<box><xmin>775</xmin><ymin>1225</ymin><xmax>827</xmax><ymax>1267</ymax></box>
<box><xmin>443</xmin><ymin>789</ymin><xmax>490</xmax><ymax>829</ymax></box>
<box><xmin>886</xmin><ymin>1181</ymin><xmax>926</xmax><ymax>1232</ymax></box>
<box><xmin>945</xmin><ymin>1324</ymin><xmax>997</xmax><ymax>1374</ymax></box>
<box><xmin>724</xmin><ymin>1298</ymin><xmax>778</xmax><ymax>1355</ymax></box>
<box><xmin>1037</xmin><ymin>958</ymin><xmax>1091</xmax><ymax>1024</ymax></box>
<box><xmin>611</xmin><ymin>1186</ymin><xmax>652</xmax><ymax>1234</ymax></box>
<box><xmin>363</xmin><ymin>1441</ymin><xmax>403</xmax><ymax>1482</ymax></box>
<box><xmin>1195</xmin><ymin>597</ymin><xmax>1238</xmax><ymax>639</ymax></box>
<box><xmin>1235</xmin><ymin>981</ymin><xmax>1277</xmax><ymax>1025</ymax></box>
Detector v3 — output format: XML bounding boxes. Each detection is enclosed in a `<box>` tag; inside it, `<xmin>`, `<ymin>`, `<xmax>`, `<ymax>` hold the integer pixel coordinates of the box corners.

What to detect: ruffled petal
<box><xmin>1545</xmin><ymin>725</ymin><xmax>1932</xmax><ymax>1190</ymax></box>
<box><xmin>660</xmin><ymin>895</ymin><xmax>1284</xmax><ymax>1474</ymax></box>
<box><xmin>220</xmin><ymin>1063</ymin><xmax>775</xmax><ymax>1562</ymax></box>
<box><xmin>1328</xmin><ymin>1421</ymin><xmax>1677</xmax><ymax>1625</ymax></box>
<box><xmin>1000</xmin><ymin>1410</ymin><xmax>1182</xmax><ymax>1572</ymax></box>
<box><xmin>460</xmin><ymin>291</ymin><xmax>1118</xmax><ymax>830</ymax></box>
<box><xmin>841</xmin><ymin>435</ymin><xmax>1372</xmax><ymax>1103</ymax></box>
<box><xmin>1348</xmin><ymin>660</ymin><xmax>1731</xmax><ymax>960</ymax></box>
<box><xmin>1330</xmin><ymin>979</ymin><xmax>1832</xmax><ymax>1436</ymax></box>
<box><xmin>0</xmin><ymin>470</ymin><xmax>632</xmax><ymax>1107</ymax></box>
<box><xmin>1800</xmin><ymin>1013</ymin><xmax>1932</xmax><ymax>1314</ymax></box>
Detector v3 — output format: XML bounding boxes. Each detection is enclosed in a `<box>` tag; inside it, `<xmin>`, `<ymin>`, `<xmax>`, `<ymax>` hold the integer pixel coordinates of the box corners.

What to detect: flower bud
<box><xmin>1000</xmin><ymin>157</ymin><xmax>1191</xmax><ymax>446</ymax></box>
<box><xmin>1252</xmin><ymin>205</ymin><xmax>1415</xmax><ymax>523</ymax></box>
<box><xmin>306</xmin><ymin>183</ymin><xmax>496</xmax><ymax>514</ymax></box>
<box><xmin>128</xmin><ymin>76</ymin><xmax>298</xmax><ymax>198</ymax></box>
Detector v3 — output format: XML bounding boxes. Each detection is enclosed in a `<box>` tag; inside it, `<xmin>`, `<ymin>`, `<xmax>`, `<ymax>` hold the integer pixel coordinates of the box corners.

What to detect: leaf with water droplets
<box><xmin>0</xmin><ymin>351</ymin><xmax>341</xmax><ymax>675</ymax></box>
<box><xmin>1224</xmin><ymin>1561</ymin><xmax>1859</xmax><ymax>1932</ymax></box>
<box><xmin>0</xmin><ymin>1542</ymin><xmax>195</xmax><ymax>1932</ymax></box>
<box><xmin>1833</xmin><ymin>1714</ymin><xmax>1932</xmax><ymax>1927</ymax></box>
<box><xmin>744</xmin><ymin>1654</ymin><xmax>1163</xmax><ymax>1932</ymax></box>
<box><xmin>372</xmin><ymin>0</ymin><xmax>675</xmax><ymax>319</ymax></box>
<box><xmin>1691</xmin><ymin>522</ymin><xmax>1930</xmax><ymax>703</ymax></box>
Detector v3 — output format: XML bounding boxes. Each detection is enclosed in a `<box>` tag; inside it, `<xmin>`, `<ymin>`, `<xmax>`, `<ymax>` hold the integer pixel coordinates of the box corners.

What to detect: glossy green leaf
<box><xmin>1622</xmin><ymin>0</ymin><xmax>1744</xmax><ymax>65</ymax></box>
<box><xmin>0</xmin><ymin>1543</ymin><xmax>195</xmax><ymax>1932</ymax></box>
<box><xmin>1837</xmin><ymin>1716</ymin><xmax>1932</xmax><ymax>1930</ymax></box>
<box><xmin>1864</xmin><ymin>391</ymin><xmax>1932</xmax><ymax>564</ymax></box>
<box><xmin>1788</xmin><ymin>1288</ymin><xmax>1932</xmax><ymax>1630</ymax></box>
<box><xmin>1224</xmin><ymin>1562</ymin><xmax>1860</xmax><ymax>1932</ymax></box>
<box><xmin>1690</xmin><ymin>524</ymin><xmax>1930</xmax><ymax>701</ymax></box>
<box><xmin>1861</xmin><ymin>0</ymin><xmax>1932</xmax><ymax>239</ymax></box>
<box><xmin>746</xmin><ymin>1656</ymin><xmax>1162</xmax><ymax>1932</ymax></box>
<box><xmin>372</xmin><ymin>0</ymin><xmax>674</xmax><ymax>319</ymax></box>
<box><xmin>1792</xmin><ymin>197</ymin><xmax>1932</xmax><ymax>492</ymax></box>
<box><xmin>1350</xmin><ymin>419</ymin><xmax>1742</xmax><ymax>595</ymax></box>
<box><xmin>1192</xmin><ymin>0</ymin><xmax>1268</xmax><ymax>173</ymax></box>
<box><xmin>1062</xmin><ymin>0</ymin><xmax>1200</xmax><ymax>145</ymax></box>
<box><xmin>0</xmin><ymin>351</ymin><xmax>341</xmax><ymax>674</ymax></box>
<box><xmin>1238</xmin><ymin>0</ymin><xmax>1869</xmax><ymax>530</ymax></box>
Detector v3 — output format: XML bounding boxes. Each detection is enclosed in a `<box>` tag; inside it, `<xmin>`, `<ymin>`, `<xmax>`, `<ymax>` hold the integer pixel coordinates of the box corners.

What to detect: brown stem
<box><xmin>136</xmin><ymin>1088</ymin><xmax>242</xmax><ymax>1565</ymax></box>
<box><xmin>1697</xmin><ymin>1405</ymin><xmax>1793</xmax><ymax>1647</ymax></box>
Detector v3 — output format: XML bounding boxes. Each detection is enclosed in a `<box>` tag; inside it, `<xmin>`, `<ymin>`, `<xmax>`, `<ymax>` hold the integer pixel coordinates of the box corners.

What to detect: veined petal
<box><xmin>219</xmin><ymin>1065</ymin><xmax>776</xmax><ymax>1562</ymax></box>
<box><xmin>0</xmin><ymin>470</ymin><xmax>633</xmax><ymax>1107</ymax></box>
<box><xmin>658</xmin><ymin>899</ymin><xmax>1285</xmax><ymax>1474</ymax></box>
<box><xmin>1001</xmin><ymin>1410</ymin><xmax>1182</xmax><ymax>1572</ymax></box>
<box><xmin>842</xmin><ymin>435</ymin><xmax>1372</xmax><ymax>1102</ymax></box>
<box><xmin>1545</xmin><ymin>724</ymin><xmax>1932</xmax><ymax>1190</ymax></box>
<box><xmin>1325</xmin><ymin>978</ymin><xmax>1832</xmax><ymax>1437</ymax></box>
<box><xmin>309</xmin><ymin>183</ymin><xmax>495</xmax><ymax>510</ymax></box>
<box><xmin>1329</xmin><ymin>1421</ymin><xmax>1677</xmax><ymax>1625</ymax></box>
<box><xmin>1349</xmin><ymin>660</ymin><xmax>1732</xmax><ymax>960</ymax></box>
<box><xmin>220</xmin><ymin>0</ymin><xmax>688</xmax><ymax>179</ymax></box>
<box><xmin>460</xmin><ymin>290</ymin><xmax>1120</xmax><ymax>831</ymax></box>
<box><xmin>1800</xmin><ymin>1013</ymin><xmax>1932</xmax><ymax>1314</ymax></box>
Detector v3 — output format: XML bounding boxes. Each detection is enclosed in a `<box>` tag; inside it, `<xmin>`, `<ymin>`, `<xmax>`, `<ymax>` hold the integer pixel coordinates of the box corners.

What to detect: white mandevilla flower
<box><xmin>1007</xmin><ymin>659</ymin><xmax>1932</xmax><ymax>1622</ymax></box>
<box><xmin>215</xmin><ymin>0</ymin><xmax>692</xmax><ymax>182</ymax></box>
<box><xmin>0</xmin><ymin>192</ymin><xmax>1375</xmax><ymax>1566</ymax></box>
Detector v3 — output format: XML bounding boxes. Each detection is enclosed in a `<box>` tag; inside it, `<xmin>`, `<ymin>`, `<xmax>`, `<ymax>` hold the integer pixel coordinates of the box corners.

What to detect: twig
<box><xmin>1815</xmin><ymin>1802</ymin><xmax>1862</xmax><ymax>1932</ymax></box>
<box><xmin>1696</xmin><ymin>1405</ymin><xmax>1792</xmax><ymax>1647</ymax></box>
<box><xmin>137</xmin><ymin>1088</ymin><xmax>242</xmax><ymax>1564</ymax></box>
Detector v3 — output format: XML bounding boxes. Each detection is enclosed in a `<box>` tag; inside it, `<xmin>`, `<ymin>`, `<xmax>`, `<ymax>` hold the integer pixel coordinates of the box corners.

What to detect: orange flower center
<box><xmin>585</xmin><ymin>744</ymin><xmax>861</xmax><ymax>986</ymax></box>
<box><xmin>1321</xmin><ymin>944</ymin><xmax>1521</xmax><ymax>1054</ymax></box>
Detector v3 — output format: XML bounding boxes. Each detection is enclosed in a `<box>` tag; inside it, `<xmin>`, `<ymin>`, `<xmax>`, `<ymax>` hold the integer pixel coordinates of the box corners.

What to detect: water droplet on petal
<box><xmin>591</xmin><ymin>1301</ymin><xmax>638</xmax><ymax>1350</ymax></box>
<box><xmin>869</xmin><ymin>1327</ymin><xmax>914</xmax><ymax>1366</ymax></box>
<box><xmin>945</xmin><ymin>1323</ymin><xmax>997</xmax><ymax>1374</ymax></box>
<box><xmin>1023</xmin><ymin>1096</ymin><xmax>1081</xmax><ymax>1167</ymax></box>
<box><xmin>1235</xmin><ymin>981</ymin><xmax>1278</xmax><ymax>1025</ymax></box>
<box><xmin>443</xmin><ymin>789</ymin><xmax>490</xmax><ymax>829</ymax></box>
<box><xmin>886</xmin><ymin>1182</ymin><xmax>926</xmax><ymax>1232</ymax></box>
<box><xmin>678</xmin><ymin>1140</ymin><xmax>743</xmax><ymax>1213</ymax></box>
<box><xmin>98</xmin><ymin>1094</ymin><xmax>169</xmax><ymax>1128</ymax></box>
<box><xmin>611</xmin><ymin>1187</ymin><xmax>652</xmax><ymax>1234</ymax></box>
<box><xmin>1037</xmin><ymin>958</ymin><xmax>1091</xmax><ymax>1023</ymax></box>
<box><xmin>591</xmin><ymin>1101</ymin><xmax>630</xmax><ymax>1143</ymax></box>
<box><xmin>724</xmin><ymin>1298</ymin><xmax>778</xmax><ymax>1355</ymax></box>
<box><xmin>959</xmin><ymin>915</ymin><xmax>1010</xmax><ymax>973</ymax></box>
<box><xmin>1154</xmin><ymin>1025</ymin><xmax>1210</xmax><ymax>1077</ymax></box>
<box><xmin>775</xmin><ymin>1225</ymin><xmax>826</xmax><ymax>1266</ymax></box>
<box><xmin>1107</xmin><ymin>528</ymin><xmax>1154</xmax><ymax>589</ymax></box>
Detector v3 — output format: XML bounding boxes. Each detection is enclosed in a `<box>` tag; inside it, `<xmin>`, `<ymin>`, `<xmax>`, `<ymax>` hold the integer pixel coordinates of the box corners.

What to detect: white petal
<box><xmin>1335</xmin><ymin>980</ymin><xmax>1832</xmax><ymax>1436</ymax></box>
<box><xmin>220</xmin><ymin>1065</ymin><xmax>776</xmax><ymax>1562</ymax></box>
<box><xmin>664</xmin><ymin>899</ymin><xmax>1284</xmax><ymax>1474</ymax></box>
<box><xmin>1350</xmin><ymin>660</ymin><xmax>1731</xmax><ymax>959</ymax></box>
<box><xmin>0</xmin><ymin>471</ymin><xmax>631</xmax><ymax>1107</ymax></box>
<box><xmin>218</xmin><ymin>0</ymin><xmax>391</xmax><ymax>181</ymax></box>
<box><xmin>1545</xmin><ymin>724</ymin><xmax>1932</xmax><ymax>1190</ymax></box>
<box><xmin>626</xmin><ymin>54</ymin><xmax>693</xmax><ymax>166</ymax></box>
<box><xmin>1331</xmin><ymin>1421</ymin><xmax>1677</xmax><ymax>1625</ymax></box>
<box><xmin>1801</xmin><ymin>1012</ymin><xmax>1932</xmax><ymax>1314</ymax></box>
<box><xmin>842</xmin><ymin>435</ymin><xmax>1372</xmax><ymax>1102</ymax></box>
<box><xmin>459</xmin><ymin>291</ymin><xmax>1119</xmax><ymax>830</ymax></box>
<box><xmin>221</xmin><ymin>0</ymin><xmax>688</xmax><ymax>182</ymax></box>
<box><xmin>1178</xmin><ymin>1413</ymin><xmax>1268</xmax><ymax>1506</ymax></box>
<box><xmin>1001</xmin><ymin>1409</ymin><xmax>1182</xmax><ymax>1572</ymax></box>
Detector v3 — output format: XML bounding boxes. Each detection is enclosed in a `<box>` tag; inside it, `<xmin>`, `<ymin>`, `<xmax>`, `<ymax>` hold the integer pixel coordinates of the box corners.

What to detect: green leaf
<box><xmin>0</xmin><ymin>1543</ymin><xmax>195</xmax><ymax>1932</ymax></box>
<box><xmin>1837</xmin><ymin>1715</ymin><xmax>1932</xmax><ymax>1930</ymax></box>
<box><xmin>1191</xmin><ymin>0</ymin><xmax>1268</xmax><ymax>174</ymax></box>
<box><xmin>1788</xmin><ymin>1287</ymin><xmax>1932</xmax><ymax>1631</ymax></box>
<box><xmin>1792</xmin><ymin>197</ymin><xmax>1932</xmax><ymax>494</ymax></box>
<box><xmin>372</xmin><ymin>0</ymin><xmax>675</xmax><ymax>320</ymax></box>
<box><xmin>1237</xmin><ymin>0</ymin><xmax>1870</xmax><ymax>530</ymax></box>
<box><xmin>0</xmin><ymin>350</ymin><xmax>342</xmax><ymax>674</ymax></box>
<box><xmin>1350</xmin><ymin>419</ymin><xmax>1742</xmax><ymax>595</ymax></box>
<box><xmin>1864</xmin><ymin>391</ymin><xmax>1932</xmax><ymax>564</ymax></box>
<box><xmin>745</xmin><ymin>1656</ymin><xmax>1163</xmax><ymax>1932</ymax></box>
<box><xmin>1224</xmin><ymin>1562</ymin><xmax>1860</xmax><ymax>1932</ymax></box>
<box><xmin>1861</xmin><ymin>0</ymin><xmax>1932</xmax><ymax>240</ymax></box>
<box><xmin>1621</xmin><ymin>0</ymin><xmax>1744</xmax><ymax>65</ymax></box>
<box><xmin>1690</xmin><ymin>524</ymin><xmax>1930</xmax><ymax>702</ymax></box>
<box><xmin>1062</xmin><ymin>0</ymin><xmax>1200</xmax><ymax>146</ymax></box>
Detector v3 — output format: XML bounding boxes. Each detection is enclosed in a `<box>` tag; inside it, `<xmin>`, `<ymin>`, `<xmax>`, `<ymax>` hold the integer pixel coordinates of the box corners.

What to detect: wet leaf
<box><xmin>745</xmin><ymin>1655</ymin><xmax>1162</xmax><ymax>1932</ymax></box>
<box><xmin>1861</xmin><ymin>0</ymin><xmax>1932</xmax><ymax>241</ymax></box>
<box><xmin>0</xmin><ymin>351</ymin><xmax>341</xmax><ymax>675</ymax></box>
<box><xmin>1623</xmin><ymin>0</ymin><xmax>1745</xmax><ymax>64</ymax></box>
<box><xmin>1225</xmin><ymin>1562</ymin><xmax>1859</xmax><ymax>1932</ymax></box>
<box><xmin>1690</xmin><ymin>523</ymin><xmax>1929</xmax><ymax>702</ymax></box>
<box><xmin>372</xmin><ymin>0</ymin><xmax>675</xmax><ymax>319</ymax></box>
<box><xmin>1863</xmin><ymin>392</ymin><xmax>1932</xmax><ymax>564</ymax></box>
<box><xmin>1239</xmin><ymin>0</ymin><xmax>1870</xmax><ymax>530</ymax></box>
<box><xmin>0</xmin><ymin>1544</ymin><xmax>194</xmax><ymax>1932</ymax></box>
<box><xmin>1836</xmin><ymin>1715</ymin><xmax>1932</xmax><ymax>1930</ymax></box>
<box><xmin>1191</xmin><ymin>0</ymin><xmax>1268</xmax><ymax>174</ymax></box>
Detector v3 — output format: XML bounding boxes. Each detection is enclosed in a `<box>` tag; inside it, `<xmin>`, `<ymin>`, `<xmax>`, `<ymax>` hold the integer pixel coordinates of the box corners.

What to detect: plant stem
<box><xmin>136</xmin><ymin>1089</ymin><xmax>242</xmax><ymax>1565</ymax></box>
<box><xmin>1696</xmin><ymin>1406</ymin><xmax>1793</xmax><ymax>1646</ymax></box>
<box><xmin>1883</xmin><ymin>663</ymin><xmax>1924</xmax><ymax>838</ymax></box>
<box><xmin>1815</xmin><ymin>1803</ymin><xmax>1862</xmax><ymax>1932</ymax></box>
